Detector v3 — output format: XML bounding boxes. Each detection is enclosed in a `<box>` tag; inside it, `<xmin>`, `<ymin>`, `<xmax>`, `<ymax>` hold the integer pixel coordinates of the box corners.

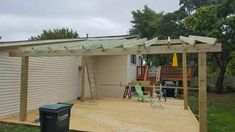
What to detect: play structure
<box><xmin>136</xmin><ymin>54</ymin><xmax>194</xmax><ymax>97</ymax></box>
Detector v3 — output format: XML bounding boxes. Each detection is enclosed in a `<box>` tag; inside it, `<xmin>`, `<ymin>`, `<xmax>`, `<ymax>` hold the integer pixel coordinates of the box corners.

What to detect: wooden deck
<box><xmin>1</xmin><ymin>97</ymin><xmax>199</xmax><ymax>132</ymax></box>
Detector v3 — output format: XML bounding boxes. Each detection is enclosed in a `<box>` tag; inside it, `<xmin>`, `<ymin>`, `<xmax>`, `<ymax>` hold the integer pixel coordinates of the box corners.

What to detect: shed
<box><xmin>0</xmin><ymin>35</ymin><xmax>221</xmax><ymax>132</ymax></box>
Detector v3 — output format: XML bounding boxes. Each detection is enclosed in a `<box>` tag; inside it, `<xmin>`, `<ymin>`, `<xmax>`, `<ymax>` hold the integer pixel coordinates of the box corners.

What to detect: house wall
<box><xmin>95</xmin><ymin>55</ymin><xmax>127</xmax><ymax>98</ymax></box>
<box><xmin>127</xmin><ymin>55</ymin><xmax>143</xmax><ymax>83</ymax></box>
<box><xmin>0</xmin><ymin>51</ymin><xmax>81</xmax><ymax>118</ymax></box>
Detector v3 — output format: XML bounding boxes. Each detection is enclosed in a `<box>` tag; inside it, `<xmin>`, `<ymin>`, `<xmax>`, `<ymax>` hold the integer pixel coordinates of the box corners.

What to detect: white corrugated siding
<box><xmin>0</xmin><ymin>51</ymin><xmax>80</xmax><ymax>118</ymax></box>
<box><xmin>0</xmin><ymin>52</ymin><xmax>21</xmax><ymax>118</ymax></box>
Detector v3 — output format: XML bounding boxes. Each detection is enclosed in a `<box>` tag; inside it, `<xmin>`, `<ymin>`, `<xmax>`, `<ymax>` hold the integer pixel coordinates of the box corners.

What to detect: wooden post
<box><xmin>144</xmin><ymin>66</ymin><xmax>148</xmax><ymax>81</ymax></box>
<box><xmin>80</xmin><ymin>56</ymin><xmax>86</xmax><ymax>102</ymax></box>
<box><xmin>198</xmin><ymin>52</ymin><xmax>207</xmax><ymax>132</ymax></box>
<box><xmin>19</xmin><ymin>56</ymin><xmax>29</xmax><ymax>121</ymax></box>
<box><xmin>182</xmin><ymin>52</ymin><xmax>188</xmax><ymax>110</ymax></box>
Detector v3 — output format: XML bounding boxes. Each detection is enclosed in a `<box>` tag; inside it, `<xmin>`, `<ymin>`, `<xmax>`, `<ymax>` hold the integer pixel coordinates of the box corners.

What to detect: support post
<box><xmin>198</xmin><ymin>52</ymin><xmax>207</xmax><ymax>132</ymax></box>
<box><xmin>80</xmin><ymin>56</ymin><xmax>86</xmax><ymax>102</ymax></box>
<box><xmin>182</xmin><ymin>52</ymin><xmax>188</xmax><ymax>110</ymax></box>
<box><xmin>144</xmin><ymin>66</ymin><xmax>148</xmax><ymax>81</ymax></box>
<box><xmin>19</xmin><ymin>56</ymin><xmax>29</xmax><ymax>121</ymax></box>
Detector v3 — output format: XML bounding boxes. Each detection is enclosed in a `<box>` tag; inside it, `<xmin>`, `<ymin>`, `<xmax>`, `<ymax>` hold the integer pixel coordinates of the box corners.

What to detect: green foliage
<box><xmin>0</xmin><ymin>123</ymin><xmax>39</xmax><ymax>132</ymax></box>
<box><xmin>129</xmin><ymin>5</ymin><xmax>163</xmax><ymax>39</ymax></box>
<box><xmin>226</xmin><ymin>52</ymin><xmax>235</xmax><ymax>76</ymax></box>
<box><xmin>30</xmin><ymin>28</ymin><xmax>79</xmax><ymax>40</ymax></box>
<box><xmin>0</xmin><ymin>123</ymin><xmax>77</xmax><ymax>132</ymax></box>
<box><xmin>185</xmin><ymin>0</ymin><xmax>235</xmax><ymax>92</ymax></box>
<box><xmin>179</xmin><ymin>0</ymin><xmax>223</xmax><ymax>15</ymax></box>
<box><xmin>157</xmin><ymin>9</ymin><xmax>189</xmax><ymax>39</ymax></box>
<box><xmin>224</xmin><ymin>85</ymin><xmax>235</xmax><ymax>92</ymax></box>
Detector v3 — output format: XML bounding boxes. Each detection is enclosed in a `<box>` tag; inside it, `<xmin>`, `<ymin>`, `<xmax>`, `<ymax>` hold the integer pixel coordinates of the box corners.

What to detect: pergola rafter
<box><xmin>144</xmin><ymin>37</ymin><xmax>158</xmax><ymax>47</ymax></box>
<box><xmin>3</xmin><ymin>35</ymin><xmax>221</xmax><ymax>57</ymax></box>
<box><xmin>180</xmin><ymin>36</ymin><xmax>196</xmax><ymax>46</ymax></box>
<box><xmin>122</xmin><ymin>38</ymin><xmax>146</xmax><ymax>48</ymax></box>
<box><xmin>0</xmin><ymin>35</ymin><xmax>221</xmax><ymax>132</ymax></box>
<box><xmin>189</xmin><ymin>35</ymin><xmax>217</xmax><ymax>45</ymax></box>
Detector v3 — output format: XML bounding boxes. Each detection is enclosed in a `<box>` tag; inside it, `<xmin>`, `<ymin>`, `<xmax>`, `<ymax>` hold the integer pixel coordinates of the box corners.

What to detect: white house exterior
<box><xmin>0</xmin><ymin>49</ymin><xmax>141</xmax><ymax>118</ymax></box>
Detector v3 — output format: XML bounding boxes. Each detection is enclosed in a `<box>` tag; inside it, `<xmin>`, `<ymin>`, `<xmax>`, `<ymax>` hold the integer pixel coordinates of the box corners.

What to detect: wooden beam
<box><xmin>144</xmin><ymin>66</ymin><xmax>148</xmax><ymax>81</ymax></box>
<box><xmin>100</xmin><ymin>84</ymin><xmax>199</xmax><ymax>90</ymax></box>
<box><xmin>101</xmin><ymin>40</ymin><xmax>127</xmax><ymax>49</ymax></box>
<box><xmin>144</xmin><ymin>37</ymin><xmax>158</xmax><ymax>47</ymax></box>
<box><xmin>10</xmin><ymin>43</ymin><xmax>222</xmax><ymax>57</ymax></box>
<box><xmin>81</xmin><ymin>56</ymin><xmax>86</xmax><ymax>102</ymax></box>
<box><xmin>180</xmin><ymin>36</ymin><xmax>196</xmax><ymax>46</ymax></box>
<box><xmin>198</xmin><ymin>52</ymin><xmax>207</xmax><ymax>132</ymax></box>
<box><xmin>182</xmin><ymin>52</ymin><xmax>188</xmax><ymax>110</ymax></box>
<box><xmin>19</xmin><ymin>56</ymin><xmax>29</xmax><ymax>121</ymax></box>
<box><xmin>122</xmin><ymin>38</ymin><xmax>146</xmax><ymax>48</ymax></box>
<box><xmin>48</xmin><ymin>46</ymin><xmax>55</xmax><ymax>52</ymax></box>
<box><xmin>189</xmin><ymin>35</ymin><xmax>217</xmax><ymax>45</ymax></box>
<box><xmin>146</xmin><ymin>39</ymin><xmax>182</xmax><ymax>47</ymax></box>
<box><xmin>0</xmin><ymin>39</ymin><xmax>84</xmax><ymax>48</ymax></box>
<box><xmin>82</xmin><ymin>41</ymin><xmax>110</xmax><ymax>50</ymax></box>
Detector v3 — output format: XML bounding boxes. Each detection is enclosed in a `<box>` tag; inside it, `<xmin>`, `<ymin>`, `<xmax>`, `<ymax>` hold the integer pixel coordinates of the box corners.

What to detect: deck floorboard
<box><xmin>1</xmin><ymin>97</ymin><xmax>199</xmax><ymax>132</ymax></box>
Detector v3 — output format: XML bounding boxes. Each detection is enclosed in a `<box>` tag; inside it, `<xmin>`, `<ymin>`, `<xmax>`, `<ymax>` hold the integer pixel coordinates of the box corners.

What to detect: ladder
<box><xmin>85</xmin><ymin>59</ymin><xmax>97</xmax><ymax>99</ymax></box>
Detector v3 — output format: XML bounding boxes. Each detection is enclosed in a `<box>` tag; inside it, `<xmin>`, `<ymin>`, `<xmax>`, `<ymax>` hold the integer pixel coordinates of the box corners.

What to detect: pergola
<box><xmin>0</xmin><ymin>35</ymin><xmax>221</xmax><ymax>132</ymax></box>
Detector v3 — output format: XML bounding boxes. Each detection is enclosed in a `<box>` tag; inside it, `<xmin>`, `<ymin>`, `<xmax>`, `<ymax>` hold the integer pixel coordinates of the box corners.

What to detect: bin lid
<box><xmin>40</xmin><ymin>103</ymin><xmax>70</xmax><ymax>110</ymax></box>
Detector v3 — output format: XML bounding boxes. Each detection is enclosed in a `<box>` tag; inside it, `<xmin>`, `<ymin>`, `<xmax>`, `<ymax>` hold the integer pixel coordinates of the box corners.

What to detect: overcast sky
<box><xmin>0</xmin><ymin>0</ymin><xmax>180</xmax><ymax>41</ymax></box>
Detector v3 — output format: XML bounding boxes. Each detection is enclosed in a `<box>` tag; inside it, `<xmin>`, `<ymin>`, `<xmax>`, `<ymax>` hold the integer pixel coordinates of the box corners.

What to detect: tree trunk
<box><xmin>215</xmin><ymin>66</ymin><xmax>226</xmax><ymax>93</ymax></box>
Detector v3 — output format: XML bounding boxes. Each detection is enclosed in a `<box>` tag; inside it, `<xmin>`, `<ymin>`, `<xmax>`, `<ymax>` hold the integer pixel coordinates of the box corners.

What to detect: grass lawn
<box><xmin>0</xmin><ymin>123</ymin><xmax>39</xmax><ymax>132</ymax></box>
<box><xmin>189</xmin><ymin>92</ymin><xmax>235</xmax><ymax>132</ymax></box>
<box><xmin>0</xmin><ymin>123</ymin><xmax>79</xmax><ymax>132</ymax></box>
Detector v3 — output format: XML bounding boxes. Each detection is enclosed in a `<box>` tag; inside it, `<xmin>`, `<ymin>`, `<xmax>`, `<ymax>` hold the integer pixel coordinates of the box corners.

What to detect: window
<box><xmin>130</xmin><ymin>55</ymin><xmax>136</xmax><ymax>64</ymax></box>
<box><xmin>138</xmin><ymin>56</ymin><xmax>143</xmax><ymax>66</ymax></box>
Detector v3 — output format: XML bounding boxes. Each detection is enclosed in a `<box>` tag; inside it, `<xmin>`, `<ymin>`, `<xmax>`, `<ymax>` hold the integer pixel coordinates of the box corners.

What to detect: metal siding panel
<box><xmin>27</xmin><ymin>56</ymin><xmax>78</xmax><ymax>110</ymax></box>
<box><xmin>0</xmin><ymin>52</ymin><xmax>79</xmax><ymax>118</ymax></box>
<box><xmin>0</xmin><ymin>52</ymin><xmax>21</xmax><ymax>118</ymax></box>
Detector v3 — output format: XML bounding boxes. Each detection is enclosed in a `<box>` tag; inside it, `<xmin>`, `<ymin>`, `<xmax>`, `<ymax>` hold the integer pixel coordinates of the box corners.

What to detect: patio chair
<box><xmin>151</xmin><ymin>83</ymin><xmax>167</xmax><ymax>108</ymax></box>
<box><xmin>135</xmin><ymin>84</ymin><xmax>151</xmax><ymax>102</ymax></box>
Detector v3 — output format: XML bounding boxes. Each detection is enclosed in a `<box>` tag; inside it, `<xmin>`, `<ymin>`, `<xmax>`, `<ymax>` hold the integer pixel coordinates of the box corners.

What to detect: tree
<box><xmin>179</xmin><ymin>0</ymin><xmax>223</xmax><ymax>15</ymax></box>
<box><xmin>129</xmin><ymin>5</ymin><xmax>164</xmax><ymax>66</ymax></box>
<box><xmin>185</xmin><ymin>0</ymin><xmax>235</xmax><ymax>93</ymax></box>
<box><xmin>129</xmin><ymin>5</ymin><xmax>189</xmax><ymax>66</ymax></box>
<box><xmin>157</xmin><ymin>9</ymin><xmax>189</xmax><ymax>39</ymax></box>
<box><xmin>129</xmin><ymin>5</ymin><xmax>163</xmax><ymax>39</ymax></box>
<box><xmin>30</xmin><ymin>28</ymin><xmax>79</xmax><ymax>40</ymax></box>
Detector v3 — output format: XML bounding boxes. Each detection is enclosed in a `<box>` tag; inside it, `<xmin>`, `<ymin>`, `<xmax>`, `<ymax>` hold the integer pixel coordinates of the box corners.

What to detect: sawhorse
<box><xmin>122</xmin><ymin>86</ymin><xmax>132</xmax><ymax>99</ymax></box>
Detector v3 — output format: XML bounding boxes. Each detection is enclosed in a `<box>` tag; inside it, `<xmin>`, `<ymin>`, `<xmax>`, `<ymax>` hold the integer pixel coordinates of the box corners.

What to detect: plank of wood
<box><xmin>180</xmin><ymin>36</ymin><xmax>196</xmax><ymax>46</ymax></box>
<box><xmin>198</xmin><ymin>52</ymin><xmax>207</xmax><ymax>132</ymax></box>
<box><xmin>182</xmin><ymin>52</ymin><xmax>188</xmax><ymax>110</ymax></box>
<box><xmin>144</xmin><ymin>37</ymin><xmax>158</xmax><ymax>47</ymax></box>
<box><xmin>189</xmin><ymin>35</ymin><xmax>217</xmax><ymax>45</ymax></box>
<box><xmin>81</xmin><ymin>56</ymin><xmax>86</xmax><ymax>102</ymax></box>
<box><xmin>122</xmin><ymin>38</ymin><xmax>146</xmax><ymax>48</ymax></box>
<box><xmin>144</xmin><ymin>66</ymin><xmax>148</xmax><ymax>81</ymax></box>
<box><xmin>101</xmin><ymin>40</ymin><xmax>127</xmax><ymax>49</ymax></box>
<box><xmin>99</xmin><ymin>84</ymin><xmax>199</xmax><ymax>90</ymax></box>
<box><xmin>19</xmin><ymin>56</ymin><xmax>29</xmax><ymax>121</ymax></box>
